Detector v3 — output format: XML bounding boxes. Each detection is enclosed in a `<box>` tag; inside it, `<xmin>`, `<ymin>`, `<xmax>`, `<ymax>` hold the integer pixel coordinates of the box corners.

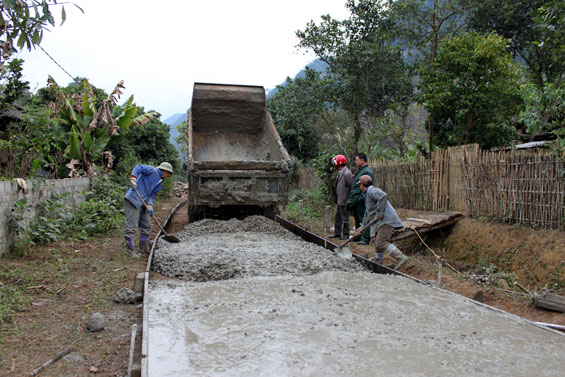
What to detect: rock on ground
<box><xmin>86</xmin><ymin>312</ymin><xmax>105</xmax><ymax>332</ymax></box>
<box><xmin>113</xmin><ymin>287</ymin><xmax>143</xmax><ymax>304</ymax></box>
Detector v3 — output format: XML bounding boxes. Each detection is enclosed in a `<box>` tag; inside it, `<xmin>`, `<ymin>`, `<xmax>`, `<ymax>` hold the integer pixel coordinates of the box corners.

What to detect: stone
<box><xmin>86</xmin><ymin>313</ymin><xmax>105</xmax><ymax>332</ymax></box>
<box><xmin>113</xmin><ymin>288</ymin><xmax>143</xmax><ymax>304</ymax></box>
<box><xmin>472</xmin><ymin>290</ymin><xmax>485</xmax><ymax>303</ymax></box>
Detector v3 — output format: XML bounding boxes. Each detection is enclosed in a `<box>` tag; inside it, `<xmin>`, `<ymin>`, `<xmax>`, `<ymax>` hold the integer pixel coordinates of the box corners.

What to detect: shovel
<box><xmin>133</xmin><ymin>187</ymin><xmax>180</xmax><ymax>243</ymax></box>
<box><xmin>335</xmin><ymin>216</ymin><xmax>380</xmax><ymax>259</ymax></box>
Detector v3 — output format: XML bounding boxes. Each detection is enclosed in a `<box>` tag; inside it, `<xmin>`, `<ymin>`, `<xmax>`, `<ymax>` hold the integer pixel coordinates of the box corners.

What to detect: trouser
<box><xmin>124</xmin><ymin>199</ymin><xmax>151</xmax><ymax>239</ymax></box>
<box><xmin>374</xmin><ymin>224</ymin><xmax>395</xmax><ymax>253</ymax></box>
<box><xmin>351</xmin><ymin>203</ymin><xmax>371</xmax><ymax>243</ymax></box>
<box><xmin>373</xmin><ymin>224</ymin><xmax>407</xmax><ymax>269</ymax></box>
<box><xmin>334</xmin><ymin>205</ymin><xmax>350</xmax><ymax>237</ymax></box>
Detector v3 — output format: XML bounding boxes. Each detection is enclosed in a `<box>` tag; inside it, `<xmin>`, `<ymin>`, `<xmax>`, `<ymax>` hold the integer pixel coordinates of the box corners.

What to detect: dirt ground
<box><xmin>0</xmin><ymin>197</ymin><xmax>183</xmax><ymax>377</ymax></box>
<box><xmin>1</xmin><ymin>198</ymin><xmax>563</xmax><ymax>376</ymax></box>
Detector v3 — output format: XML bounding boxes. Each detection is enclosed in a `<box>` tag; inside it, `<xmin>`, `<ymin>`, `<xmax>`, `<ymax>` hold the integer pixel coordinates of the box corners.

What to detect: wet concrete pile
<box><xmin>153</xmin><ymin>216</ymin><xmax>365</xmax><ymax>281</ymax></box>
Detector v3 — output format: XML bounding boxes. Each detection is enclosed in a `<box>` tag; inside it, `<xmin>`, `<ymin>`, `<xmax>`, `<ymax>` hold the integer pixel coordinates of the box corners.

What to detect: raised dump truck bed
<box><xmin>187</xmin><ymin>83</ymin><xmax>291</xmax><ymax>220</ymax></box>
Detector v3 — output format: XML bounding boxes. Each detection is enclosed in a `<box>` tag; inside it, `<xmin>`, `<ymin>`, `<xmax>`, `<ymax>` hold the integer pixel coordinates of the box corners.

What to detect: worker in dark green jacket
<box><xmin>345</xmin><ymin>153</ymin><xmax>374</xmax><ymax>245</ymax></box>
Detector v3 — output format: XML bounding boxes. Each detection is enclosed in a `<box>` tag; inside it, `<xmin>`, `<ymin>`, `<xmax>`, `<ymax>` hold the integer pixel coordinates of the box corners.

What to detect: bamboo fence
<box><xmin>369</xmin><ymin>144</ymin><xmax>565</xmax><ymax>229</ymax></box>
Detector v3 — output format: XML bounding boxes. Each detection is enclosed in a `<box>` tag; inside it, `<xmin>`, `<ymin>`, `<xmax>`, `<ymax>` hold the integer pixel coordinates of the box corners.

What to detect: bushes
<box><xmin>67</xmin><ymin>174</ymin><xmax>124</xmax><ymax>237</ymax></box>
<box><xmin>8</xmin><ymin>174</ymin><xmax>126</xmax><ymax>254</ymax></box>
<box><xmin>285</xmin><ymin>185</ymin><xmax>330</xmax><ymax>220</ymax></box>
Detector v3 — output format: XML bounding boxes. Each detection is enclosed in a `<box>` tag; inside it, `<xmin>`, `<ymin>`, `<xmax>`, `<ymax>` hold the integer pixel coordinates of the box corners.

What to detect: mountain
<box><xmin>163</xmin><ymin>112</ymin><xmax>187</xmax><ymax>161</ymax></box>
<box><xmin>266</xmin><ymin>59</ymin><xmax>329</xmax><ymax>98</ymax></box>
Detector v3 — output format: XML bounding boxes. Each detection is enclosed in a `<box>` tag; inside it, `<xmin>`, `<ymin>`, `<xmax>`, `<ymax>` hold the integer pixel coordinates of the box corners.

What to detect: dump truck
<box><xmin>187</xmin><ymin>83</ymin><xmax>291</xmax><ymax>221</ymax></box>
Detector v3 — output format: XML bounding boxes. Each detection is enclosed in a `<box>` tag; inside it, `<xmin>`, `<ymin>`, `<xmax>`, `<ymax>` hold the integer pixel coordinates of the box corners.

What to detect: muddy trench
<box><xmin>147</xmin><ymin>216</ymin><xmax>565</xmax><ymax>377</ymax></box>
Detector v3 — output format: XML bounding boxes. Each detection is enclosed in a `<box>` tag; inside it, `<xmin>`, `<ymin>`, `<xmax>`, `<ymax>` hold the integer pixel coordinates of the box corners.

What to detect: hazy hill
<box><xmin>163</xmin><ymin>112</ymin><xmax>187</xmax><ymax>160</ymax></box>
<box><xmin>266</xmin><ymin>59</ymin><xmax>329</xmax><ymax>98</ymax></box>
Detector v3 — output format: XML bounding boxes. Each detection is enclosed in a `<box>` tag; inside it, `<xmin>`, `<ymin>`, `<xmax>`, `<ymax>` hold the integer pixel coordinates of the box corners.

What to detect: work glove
<box><xmin>146</xmin><ymin>205</ymin><xmax>154</xmax><ymax>216</ymax></box>
<box><xmin>130</xmin><ymin>176</ymin><xmax>137</xmax><ymax>189</ymax></box>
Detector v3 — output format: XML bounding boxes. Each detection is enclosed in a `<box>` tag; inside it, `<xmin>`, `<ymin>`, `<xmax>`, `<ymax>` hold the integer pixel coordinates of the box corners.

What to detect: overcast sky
<box><xmin>19</xmin><ymin>0</ymin><xmax>350</xmax><ymax>121</ymax></box>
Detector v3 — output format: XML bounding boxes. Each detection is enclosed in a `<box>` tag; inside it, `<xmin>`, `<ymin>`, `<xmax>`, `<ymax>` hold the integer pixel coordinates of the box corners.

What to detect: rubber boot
<box><xmin>139</xmin><ymin>234</ymin><xmax>151</xmax><ymax>254</ymax></box>
<box><xmin>386</xmin><ymin>244</ymin><xmax>408</xmax><ymax>270</ymax></box>
<box><xmin>373</xmin><ymin>252</ymin><xmax>384</xmax><ymax>265</ymax></box>
<box><xmin>124</xmin><ymin>236</ymin><xmax>138</xmax><ymax>258</ymax></box>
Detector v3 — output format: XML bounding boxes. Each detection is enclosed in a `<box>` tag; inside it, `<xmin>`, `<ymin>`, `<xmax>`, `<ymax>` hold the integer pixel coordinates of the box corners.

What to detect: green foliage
<box><xmin>174</xmin><ymin>120</ymin><xmax>188</xmax><ymax>157</ymax></box>
<box><xmin>8</xmin><ymin>174</ymin><xmax>125</xmax><ymax>252</ymax></box>
<box><xmin>8</xmin><ymin>197</ymin><xmax>33</xmax><ymax>255</ymax></box>
<box><xmin>0</xmin><ymin>58</ymin><xmax>28</xmax><ymax>104</ymax></box>
<box><xmin>420</xmin><ymin>32</ymin><xmax>522</xmax><ymax>149</ymax></box>
<box><xmin>156</xmin><ymin>175</ymin><xmax>173</xmax><ymax>200</ymax></box>
<box><xmin>519</xmin><ymin>83</ymin><xmax>565</xmax><ymax>135</ymax></box>
<box><xmin>285</xmin><ymin>185</ymin><xmax>330</xmax><ymax>219</ymax></box>
<box><xmin>66</xmin><ymin>174</ymin><xmax>125</xmax><ymax>237</ymax></box>
<box><xmin>110</xmin><ymin>112</ymin><xmax>180</xmax><ymax>178</ymax></box>
<box><xmin>48</xmin><ymin>77</ymin><xmax>158</xmax><ymax>177</ymax></box>
<box><xmin>0</xmin><ymin>272</ymin><xmax>32</xmax><ymax>324</ymax></box>
<box><xmin>535</xmin><ymin>0</ymin><xmax>565</xmax><ymax>83</ymax></box>
<box><xmin>308</xmin><ymin>149</ymin><xmax>337</xmax><ymax>203</ymax></box>
<box><xmin>267</xmin><ymin>69</ymin><xmax>330</xmax><ymax>161</ymax></box>
<box><xmin>0</xmin><ymin>1</ymin><xmax>83</xmax><ymax>78</ymax></box>
<box><xmin>362</xmin><ymin>103</ymin><xmax>428</xmax><ymax>159</ymax></box>
<box><xmin>466</xmin><ymin>0</ymin><xmax>559</xmax><ymax>89</ymax></box>
<box><xmin>391</xmin><ymin>0</ymin><xmax>468</xmax><ymax>64</ymax></box>
<box><xmin>296</xmin><ymin>0</ymin><xmax>413</xmax><ymax>153</ymax></box>
<box><xmin>29</xmin><ymin>192</ymin><xmax>71</xmax><ymax>244</ymax></box>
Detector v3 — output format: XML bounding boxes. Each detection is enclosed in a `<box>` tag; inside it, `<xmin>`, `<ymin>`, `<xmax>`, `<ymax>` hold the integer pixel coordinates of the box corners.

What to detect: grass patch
<box><xmin>0</xmin><ymin>267</ymin><xmax>33</xmax><ymax>325</ymax></box>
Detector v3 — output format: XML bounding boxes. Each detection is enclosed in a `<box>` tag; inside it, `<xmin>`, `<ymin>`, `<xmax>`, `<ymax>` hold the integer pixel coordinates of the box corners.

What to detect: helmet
<box><xmin>331</xmin><ymin>154</ymin><xmax>347</xmax><ymax>167</ymax></box>
<box><xmin>158</xmin><ymin>162</ymin><xmax>174</xmax><ymax>174</ymax></box>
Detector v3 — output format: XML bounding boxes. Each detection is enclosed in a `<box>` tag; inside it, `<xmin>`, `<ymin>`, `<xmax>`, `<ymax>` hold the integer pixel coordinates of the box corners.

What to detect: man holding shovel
<box><xmin>123</xmin><ymin>162</ymin><xmax>173</xmax><ymax>256</ymax></box>
<box><xmin>355</xmin><ymin>175</ymin><xmax>408</xmax><ymax>270</ymax></box>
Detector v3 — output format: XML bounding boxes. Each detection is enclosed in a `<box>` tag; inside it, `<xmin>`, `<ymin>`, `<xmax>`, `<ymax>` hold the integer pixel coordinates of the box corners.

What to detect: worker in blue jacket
<box><xmin>124</xmin><ymin>162</ymin><xmax>174</xmax><ymax>256</ymax></box>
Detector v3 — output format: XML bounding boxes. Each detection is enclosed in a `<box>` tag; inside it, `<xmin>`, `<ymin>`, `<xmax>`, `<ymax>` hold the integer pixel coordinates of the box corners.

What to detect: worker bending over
<box><xmin>355</xmin><ymin>175</ymin><xmax>408</xmax><ymax>270</ymax></box>
<box><xmin>124</xmin><ymin>162</ymin><xmax>174</xmax><ymax>256</ymax></box>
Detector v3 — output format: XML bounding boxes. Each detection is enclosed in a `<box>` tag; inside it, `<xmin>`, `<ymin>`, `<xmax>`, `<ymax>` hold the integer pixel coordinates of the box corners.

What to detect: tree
<box><xmin>391</xmin><ymin>0</ymin><xmax>469</xmax><ymax>152</ymax></box>
<box><xmin>535</xmin><ymin>0</ymin><xmax>565</xmax><ymax>88</ymax></box>
<box><xmin>0</xmin><ymin>0</ymin><xmax>82</xmax><ymax>78</ymax></box>
<box><xmin>296</xmin><ymin>0</ymin><xmax>412</xmax><ymax>154</ymax></box>
<box><xmin>362</xmin><ymin>103</ymin><xmax>428</xmax><ymax>159</ymax></box>
<box><xmin>117</xmin><ymin>113</ymin><xmax>179</xmax><ymax>170</ymax></box>
<box><xmin>465</xmin><ymin>0</ymin><xmax>560</xmax><ymax>90</ymax></box>
<box><xmin>267</xmin><ymin>68</ymin><xmax>331</xmax><ymax>161</ymax></box>
<box><xmin>420</xmin><ymin>32</ymin><xmax>521</xmax><ymax>149</ymax></box>
<box><xmin>174</xmin><ymin>120</ymin><xmax>188</xmax><ymax>157</ymax></box>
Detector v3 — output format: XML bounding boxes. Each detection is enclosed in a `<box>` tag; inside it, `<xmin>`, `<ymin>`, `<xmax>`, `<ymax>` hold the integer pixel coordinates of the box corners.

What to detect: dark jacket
<box><xmin>346</xmin><ymin>165</ymin><xmax>375</xmax><ymax>208</ymax></box>
<box><xmin>335</xmin><ymin>167</ymin><xmax>353</xmax><ymax>206</ymax></box>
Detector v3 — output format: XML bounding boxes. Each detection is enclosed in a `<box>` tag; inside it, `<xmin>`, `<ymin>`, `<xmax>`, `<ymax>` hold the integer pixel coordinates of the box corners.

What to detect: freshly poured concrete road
<box><xmin>147</xmin><ymin>218</ymin><xmax>565</xmax><ymax>376</ymax></box>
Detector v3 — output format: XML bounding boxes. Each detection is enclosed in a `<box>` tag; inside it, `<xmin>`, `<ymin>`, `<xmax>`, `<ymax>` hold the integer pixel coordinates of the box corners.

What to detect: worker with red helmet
<box><xmin>330</xmin><ymin>154</ymin><xmax>353</xmax><ymax>240</ymax></box>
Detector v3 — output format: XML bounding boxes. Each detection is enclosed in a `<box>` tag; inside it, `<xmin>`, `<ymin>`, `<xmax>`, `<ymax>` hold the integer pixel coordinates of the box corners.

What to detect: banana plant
<box><xmin>48</xmin><ymin>76</ymin><xmax>156</xmax><ymax>176</ymax></box>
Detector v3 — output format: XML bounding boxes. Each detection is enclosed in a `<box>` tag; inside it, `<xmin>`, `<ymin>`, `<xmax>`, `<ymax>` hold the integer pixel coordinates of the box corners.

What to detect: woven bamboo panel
<box><xmin>370</xmin><ymin>145</ymin><xmax>564</xmax><ymax>229</ymax></box>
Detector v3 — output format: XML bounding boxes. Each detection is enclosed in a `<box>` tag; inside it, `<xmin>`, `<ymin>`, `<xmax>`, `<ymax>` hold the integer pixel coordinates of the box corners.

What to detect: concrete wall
<box><xmin>0</xmin><ymin>178</ymin><xmax>91</xmax><ymax>255</ymax></box>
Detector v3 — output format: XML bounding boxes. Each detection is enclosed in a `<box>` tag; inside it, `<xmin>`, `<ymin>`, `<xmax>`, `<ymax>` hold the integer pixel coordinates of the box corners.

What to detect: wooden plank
<box><xmin>392</xmin><ymin>218</ymin><xmax>461</xmax><ymax>242</ymax></box>
<box><xmin>532</xmin><ymin>293</ymin><xmax>565</xmax><ymax>313</ymax></box>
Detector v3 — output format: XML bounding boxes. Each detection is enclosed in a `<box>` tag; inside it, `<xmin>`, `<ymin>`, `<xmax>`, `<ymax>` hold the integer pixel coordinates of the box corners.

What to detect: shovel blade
<box><xmin>163</xmin><ymin>235</ymin><xmax>181</xmax><ymax>243</ymax></box>
<box><xmin>336</xmin><ymin>245</ymin><xmax>352</xmax><ymax>259</ymax></box>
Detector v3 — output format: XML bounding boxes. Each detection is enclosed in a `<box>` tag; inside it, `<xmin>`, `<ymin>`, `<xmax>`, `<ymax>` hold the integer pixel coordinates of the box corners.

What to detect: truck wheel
<box><xmin>263</xmin><ymin>206</ymin><xmax>277</xmax><ymax>220</ymax></box>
